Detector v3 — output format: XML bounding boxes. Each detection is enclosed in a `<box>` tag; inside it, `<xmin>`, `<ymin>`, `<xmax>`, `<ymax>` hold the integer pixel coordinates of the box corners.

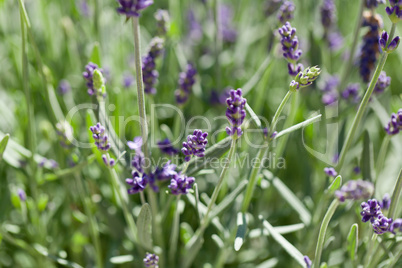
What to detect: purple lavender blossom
<box><xmin>122</xmin><ymin>72</ymin><xmax>135</xmax><ymax>89</ymax></box>
<box><xmin>102</xmin><ymin>154</ymin><xmax>116</xmax><ymax>167</ymax></box>
<box><xmin>384</xmin><ymin>109</ymin><xmax>402</xmax><ymax>135</ymax></box>
<box><xmin>131</xmin><ymin>152</ymin><xmax>145</xmax><ymax>173</ymax></box>
<box><xmin>374</xmin><ymin>71</ymin><xmax>391</xmax><ymax>94</ymax></box>
<box><xmin>169</xmin><ymin>173</ymin><xmax>195</xmax><ymax>195</ymax></box>
<box><xmin>58</xmin><ymin>80</ymin><xmax>71</xmax><ymax>95</ymax></box>
<box><xmin>264</xmin><ymin>0</ymin><xmax>283</xmax><ymax>16</ymax></box>
<box><xmin>143</xmin><ymin>37</ymin><xmax>164</xmax><ymax>95</ymax></box>
<box><xmin>390</xmin><ymin>218</ymin><xmax>402</xmax><ymax>233</ymax></box>
<box><xmin>320</xmin><ymin>75</ymin><xmax>339</xmax><ymax>105</ymax></box>
<box><xmin>90</xmin><ymin>123</ymin><xmax>111</xmax><ymax>152</ymax></box>
<box><xmin>182</xmin><ymin>130</ymin><xmax>208</xmax><ymax>162</ymax></box>
<box><xmin>155</xmin><ymin>9</ymin><xmax>170</xmax><ymax>36</ymax></box>
<box><xmin>226</xmin><ymin>89</ymin><xmax>247</xmax><ymax>139</ymax></box>
<box><xmin>324</xmin><ymin>167</ymin><xmax>338</xmax><ymax>177</ymax></box>
<box><xmin>143</xmin><ymin>253</ymin><xmax>159</xmax><ymax>268</ymax></box>
<box><xmin>379</xmin><ymin>31</ymin><xmax>400</xmax><ymax>52</ymax></box>
<box><xmin>187</xmin><ymin>10</ymin><xmax>203</xmax><ymax>43</ymax></box>
<box><xmin>320</xmin><ymin>0</ymin><xmax>336</xmax><ymax>31</ymax></box>
<box><xmin>386</xmin><ymin>1</ymin><xmax>402</xmax><ymax>22</ymax></box>
<box><xmin>155</xmin><ymin>161</ymin><xmax>177</xmax><ymax>181</ymax></box>
<box><xmin>361</xmin><ymin>199</ymin><xmax>382</xmax><ymax>223</ymax></box>
<box><xmin>335</xmin><ymin>180</ymin><xmax>374</xmax><ymax>202</ymax></box>
<box><xmin>83</xmin><ymin>62</ymin><xmax>104</xmax><ymax>96</ymax></box>
<box><xmin>175</xmin><ymin>63</ymin><xmax>197</xmax><ymax>104</ymax></box>
<box><xmin>278</xmin><ymin>1</ymin><xmax>295</xmax><ymax>24</ymax></box>
<box><xmin>304</xmin><ymin>256</ymin><xmax>312</xmax><ymax>268</ymax></box>
<box><xmin>18</xmin><ymin>189</ymin><xmax>26</xmax><ymax>201</ymax></box>
<box><xmin>341</xmin><ymin>83</ymin><xmax>360</xmax><ymax>102</ymax></box>
<box><xmin>218</xmin><ymin>4</ymin><xmax>237</xmax><ymax>43</ymax></box>
<box><xmin>127</xmin><ymin>136</ymin><xmax>143</xmax><ymax>152</ymax></box>
<box><xmin>278</xmin><ymin>22</ymin><xmax>303</xmax><ymax>76</ymax></box>
<box><xmin>379</xmin><ymin>193</ymin><xmax>391</xmax><ymax>210</ymax></box>
<box><xmin>158</xmin><ymin>139</ymin><xmax>179</xmax><ymax>155</ymax></box>
<box><xmin>372</xmin><ymin>213</ymin><xmax>393</xmax><ymax>234</ymax></box>
<box><xmin>327</xmin><ymin>31</ymin><xmax>344</xmax><ymax>51</ymax></box>
<box><xmin>126</xmin><ymin>171</ymin><xmax>147</xmax><ymax>194</ymax></box>
<box><xmin>79</xmin><ymin>0</ymin><xmax>91</xmax><ymax>17</ymax></box>
<box><xmin>353</xmin><ymin>166</ymin><xmax>361</xmax><ymax>174</ymax></box>
<box><xmin>116</xmin><ymin>0</ymin><xmax>153</xmax><ymax>18</ymax></box>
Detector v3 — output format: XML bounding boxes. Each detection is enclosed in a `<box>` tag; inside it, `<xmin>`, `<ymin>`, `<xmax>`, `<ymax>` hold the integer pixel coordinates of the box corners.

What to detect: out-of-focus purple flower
<box><xmin>320</xmin><ymin>75</ymin><xmax>339</xmax><ymax>105</ymax></box>
<box><xmin>361</xmin><ymin>199</ymin><xmax>382</xmax><ymax>223</ymax></box>
<box><xmin>143</xmin><ymin>37</ymin><xmax>164</xmax><ymax>95</ymax></box>
<box><xmin>353</xmin><ymin>166</ymin><xmax>361</xmax><ymax>174</ymax></box>
<box><xmin>365</xmin><ymin>0</ymin><xmax>386</xmax><ymax>8</ymax></box>
<box><xmin>182</xmin><ymin>130</ymin><xmax>208</xmax><ymax>162</ymax></box>
<box><xmin>278</xmin><ymin>1</ymin><xmax>295</xmax><ymax>24</ymax></box>
<box><xmin>157</xmin><ymin>139</ymin><xmax>179</xmax><ymax>155</ymax></box>
<box><xmin>335</xmin><ymin>179</ymin><xmax>374</xmax><ymax>202</ymax></box>
<box><xmin>226</xmin><ymin>89</ymin><xmax>247</xmax><ymax>139</ymax></box>
<box><xmin>386</xmin><ymin>1</ymin><xmax>402</xmax><ymax>22</ymax></box>
<box><xmin>278</xmin><ymin>22</ymin><xmax>303</xmax><ymax>76</ymax></box>
<box><xmin>175</xmin><ymin>63</ymin><xmax>197</xmax><ymax>104</ymax></box>
<box><xmin>143</xmin><ymin>253</ymin><xmax>159</xmax><ymax>268</ymax></box>
<box><xmin>18</xmin><ymin>189</ymin><xmax>26</xmax><ymax>201</ymax></box>
<box><xmin>58</xmin><ymin>80</ymin><xmax>71</xmax><ymax>95</ymax></box>
<box><xmin>379</xmin><ymin>31</ymin><xmax>400</xmax><ymax>52</ymax></box>
<box><xmin>155</xmin><ymin>161</ymin><xmax>177</xmax><ymax>181</ymax></box>
<box><xmin>83</xmin><ymin>62</ymin><xmax>104</xmax><ymax>96</ymax></box>
<box><xmin>48</xmin><ymin>159</ymin><xmax>59</xmax><ymax>169</ymax></box>
<box><xmin>390</xmin><ymin>218</ymin><xmax>402</xmax><ymax>233</ymax></box>
<box><xmin>122</xmin><ymin>72</ymin><xmax>135</xmax><ymax>89</ymax></box>
<box><xmin>79</xmin><ymin>0</ymin><xmax>91</xmax><ymax>17</ymax></box>
<box><xmin>372</xmin><ymin>213</ymin><xmax>393</xmax><ymax>234</ymax></box>
<box><xmin>304</xmin><ymin>256</ymin><xmax>312</xmax><ymax>268</ymax></box>
<box><xmin>264</xmin><ymin>0</ymin><xmax>283</xmax><ymax>16</ymax></box>
<box><xmin>210</xmin><ymin>89</ymin><xmax>231</xmax><ymax>106</ymax></box>
<box><xmin>218</xmin><ymin>4</ymin><xmax>237</xmax><ymax>43</ymax></box>
<box><xmin>187</xmin><ymin>10</ymin><xmax>203</xmax><ymax>43</ymax></box>
<box><xmin>56</xmin><ymin>121</ymin><xmax>74</xmax><ymax>149</ymax></box>
<box><xmin>341</xmin><ymin>83</ymin><xmax>360</xmax><ymax>102</ymax></box>
<box><xmin>102</xmin><ymin>154</ymin><xmax>116</xmax><ymax>167</ymax></box>
<box><xmin>116</xmin><ymin>0</ymin><xmax>153</xmax><ymax>18</ymax></box>
<box><xmin>126</xmin><ymin>171</ymin><xmax>147</xmax><ymax>194</ymax></box>
<box><xmin>38</xmin><ymin>158</ymin><xmax>59</xmax><ymax>169</ymax></box>
<box><xmin>90</xmin><ymin>123</ymin><xmax>111</xmax><ymax>152</ymax></box>
<box><xmin>379</xmin><ymin>193</ymin><xmax>391</xmax><ymax>210</ymax></box>
<box><xmin>320</xmin><ymin>0</ymin><xmax>336</xmax><ymax>31</ymax></box>
<box><xmin>127</xmin><ymin>136</ymin><xmax>143</xmax><ymax>152</ymax></box>
<box><xmin>322</xmin><ymin>92</ymin><xmax>338</xmax><ymax>105</ymax></box>
<box><xmin>131</xmin><ymin>152</ymin><xmax>145</xmax><ymax>173</ymax></box>
<box><xmin>374</xmin><ymin>71</ymin><xmax>391</xmax><ymax>94</ymax></box>
<box><xmin>324</xmin><ymin>167</ymin><xmax>337</xmax><ymax>177</ymax></box>
<box><xmin>168</xmin><ymin>173</ymin><xmax>195</xmax><ymax>195</ymax></box>
<box><xmin>155</xmin><ymin>9</ymin><xmax>170</xmax><ymax>36</ymax></box>
<box><xmin>384</xmin><ymin>109</ymin><xmax>402</xmax><ymax>135</ymax></box>
<box><xmin>327</xmin><ymin>31</ymin><xmax>344</xmax><ymax>51</ymax></box>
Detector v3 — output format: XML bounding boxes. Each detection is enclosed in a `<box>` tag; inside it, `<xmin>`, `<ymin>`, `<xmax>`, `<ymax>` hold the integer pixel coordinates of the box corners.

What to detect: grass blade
<box><xmin>0</xmin><ymin>134</ymin><xmax>9</xmax><ymax>162</ymax></box>
<box><xmin>347</xmin><ymin>223</ymin><xmax>358</xmax><ymax>261</ymax></box>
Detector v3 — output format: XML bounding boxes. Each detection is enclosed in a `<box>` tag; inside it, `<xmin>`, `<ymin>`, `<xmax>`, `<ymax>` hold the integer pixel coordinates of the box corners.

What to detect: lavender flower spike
<box><xmin>278</xmin><ymin>1</ymin><xmax>295</xmax><ymax>24</ymax></box>
<box><xmin>360</xmin><ymin>199</ymin><xmax>382</xmax><ymax>223</ymax></box>
<box><xmin>168</xmin><ymin>173</ymin><xmax>195</xmax><ymax>195</ymax></box>
<box><xmin>372</xmin><ymin>213</ymin><xmax>393</xmax><ymax>234</ymax></box>
<box><xmin>155</xmin><ymin>161</ymin><xmax>177</xmax><ymax>181</ymax></box>
<box><xmin>320</xmin><ymin>0</ymin><xmax>336</xmax><ymax>31</ymax></box>
<box><xmin>374</xmin><ymin>71</ymin><xmax>391</xmax><ymax>94</ymax></box>
<box><xmin>175</xmin><ymin>63</ymin><xmax>197</xmax><ymax>104</ymax></box>
<box><xmin>226</xmin><ymin>88</ymin><xmax>247</xmax><ymax>139</ymax></box>
<box><xmin>90</xmin><ymin>123</ymin><xmax>111</xmax><ymax>152</ymax></box>
<box><xmin>379</xmin><ymin>31</ymin><xmax>400</xmax><ymax>52</ymax></box>
<box><xmin>324</xmin><ymin>167</ymin><xmax>337</xmax><ymax>177</ymax></box>
<box><xmin>143</xmin><ymin>253</ymin><xmax>159</xmax><ymax>268</ymax></box>
<box><xmin>390</xmin><ymin>218</ymin><xmax>402</xmax><ymax>233</ymax></box>
<box><xmin>126</xmin><ymin>171</ymin><xmax>147</xmax><ymax>194</ymax></box>
<box><xmin>379</xmin><ymin>193</ymin><xmax>391</xmax><ymax>210</ymax></box>
<box><xmin>335</xmin><ymin>179</ymin><xmax>374</xmax><ymax>202</ymax></box>
<box><xmin>143</xmin><ymin>37</ymin><xmax>165</xmax><ymax>95</ymax></box>
<box><xmin>157</xmin><ymin>139</ymin><xmax>179</xmax><ymax>155</ymax></box>
<box><xmin>386</xmin><ymin>1</ymin><xmax>402</xmax><ymax>23</ymax></box>
<box><xmin>154</xmin><ymin>9</ymin><xmax>170</xmax><ymax>36</ymax></box>
<box><xmin>384</xmin><ymin>109</ymin><xmax>402</xmax><ymax>135</ymax></box>
<box><xmin>83</xmin><ymin>62</ymin><xmax>104</xmax><ymax>96</ymax></box>
<box><xmin>289</xmin><ymin>66</ymin><xmax>321</xmax><ymax>91</ymax></box>
<box><xmin>278</xmin><ymin>22</ymin><xmax>303</xmax><ymax>76</ymax></box>
<box><xmin>182</xmin><ymin>130</ymin><xmax>208</xmax><ymax>162</ymax></box>
<box><xmin>117</xmin><ymin>0</ymin><xmax>153</xmax><ymax>18</ymax></box>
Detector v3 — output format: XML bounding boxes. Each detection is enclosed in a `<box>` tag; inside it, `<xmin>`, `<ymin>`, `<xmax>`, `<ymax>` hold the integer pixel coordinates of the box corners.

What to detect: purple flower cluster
<box><xmin>116</xmin><ymin>0</ymin><xmax>153</xmax><ymax>18</ymax></box>
<box><xmin>56</xmin><ymin>121</ymin><xmax>74</xmax><ymax>149</ymax></box>
<box><xmin>374</xmin><ymin>71</ymin><xmax>391</xmax><ymax>94</ymax></box>
<box><xmin>278</xmin><ymin>22</ymin><xmax>303</xmax><ymax>76</ymax></box>
<box><xmin>372</xmin><ymin>214</ymin><xmax>393</xmax><ymax>234</ymax></box>
<box><xmin>83</xmin><ymin>62</ymin><xmax>104</xmax><ymax>96</ymax></box>
<box><xmin>143</xmin><ymin>253</ymin><xmax>159</xmax><ymax>268</ymax></box>
<box><xmin>226</xmin><ymin>89</ymin><xmax>247</xmax><ymax>139</ymax></box>
<box><xmin>379</xmin><ymin>193</ymin><xmax>391</xmax><ymax>210</ymax></box>
<box><xmin>58</xmin><ymin>80</ymin><xmax>71</xmax><ymax>95</ymax></box>
<box><xmin>278</xmin><ymin>1</ymin><xmax>295</xmax><ymax>24</ymax></box>
<box><xmin>341</xmin><ymin>83</ymin><xmax>360</xmax><ymax>103</ymax></box>
<box><xmin>158</xmin><ymin>139</ymin><xmax>179</xmax><ymax>155</ymax></box>
<box><xmin>360</xmin><ymin>198</ymin><xmax>396</xmax><ymax>235</ymax></box>
<box><xmin>320</xmin><ymin>75</ymin><xmax>339</xmax><ymax>106</ymax></box>
<box><xmin>359</xmin><ymin>12</ymin><xmax>383</xmax><ymax>83</ymax></box>
<box><xmin>126</xmin><ymin>171</ymin><xmax>147</xmax><ymax>194</ymax></box>
<box><xmin>168</xmin><ymin>173</ymin><xmax>195</xmax><ymax>195</ymax></box>
<box><xmin>361</xmin><ymin>199</ymin><xmax>382</xmax><ymax>223</ymax></box>
<box><xmin>386</xmin><ymin>1</ymin><xmax>402</xmax><ymax>22</ymax></box>
<box><xmin>218</xmin><ymin>4</ymin><xmax>237</xmax><ymax>43</ymax></box>
<box><xmin>379</xmin><ymin>31</ymin><xmax>400</xmax><ymax>52</ymax></box>
<box><xmin>324</xmin><ymin>167</ymin><xmax>337</xmax><ymax>177</ymax></box>
<box><xmin>384</xmin><ymin>109</ymin><xmax>402</xmax><ymax>135</ymax></box>
<box><xmin>143</xmin><ymin>37</ymin><xmax>164</xmax><ymax>95</ymax></box>
<box><xmin>320</xmin><ymin>0</ymin><xmax>336</xmax><ymax>31</ymax></box>
<box><xmin>90</xmin><ymin>123</ymin><xmax>111</xmax><ymax>152</ymax></box>
<box><xmin>122</xmin><ymin>72</ymin><xmax>135</xmax><ymax>89</ymax></box>
<box><xmin>175</xmin><ymin>64</ymin><xmax>197</xmax><ymax>104</ymax></box>
<box><xmin>18</xmin><ymin>189</ymin><xmax>27</xmax><ymax>201</ymax></box>
<box><xmin>182</xmin><ymin>130</ymin><xmax>208</xmax><ymax>162</ymax></box>
<box><xmin>335</xmin><ymin>179</ymin><xmax>374</xmax><ymax>202</ymax></box>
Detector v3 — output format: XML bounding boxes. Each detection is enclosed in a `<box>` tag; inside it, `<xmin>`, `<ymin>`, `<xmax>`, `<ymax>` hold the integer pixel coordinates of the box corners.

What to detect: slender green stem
<box><xmin>364</xmin><ymin>233</ymin><xmax>378</xmax><ymax>268</ymax></box>
<box><xmin>388</xmin><ymin>169</ymin><xmax>402</xmax><ymax>220</ymax></box>
<box><xmin>94</xmin><ymin>0</ymin><xmax>100</xmax><ymax>40</ymax></box>
<box><xmin>271</xmin><ymin>91</ymin><xmax>293</xmax><ymax>133</ymax></box>
<box><xmin>337</xmin><ymin>35</ymin><xmax>393</xmax><ymax>171</ymax></box>
<box><xmin>313</xmin><ymin>199</ymin><xmax>339</xmax><ymax>268</ymax></box>
<box><xmin>375</xmin><ymin>135</ymin><xmax>390</xmax><ymax>182</ymax></box>
<box><xmin>74</xmin><ymin>173</ymin><xmax>103</xmax><ymax>268</ymax></box>
<box><xmin>168</xmin><ymin>195</ymin><xmax>181</xmax><ymax>266</ymax></box>
<box><xmin>337</xmin><ymin>0</ymin><xmax>364</xmax><ymax>92</ymax></box>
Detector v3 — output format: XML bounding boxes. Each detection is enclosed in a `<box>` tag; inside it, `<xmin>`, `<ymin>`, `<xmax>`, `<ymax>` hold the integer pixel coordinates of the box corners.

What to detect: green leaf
<box><xmin>0</xmin><ymin>134</ymin><xmax>9</xmax><ymax>162</ymax></box>
<box><xmin>320</xmin><ymin>263</ymin><xmax>328</xmax><ymax>268</ymax></box>
<box><xmin>137</xmin><ymin>203</ymin><xmax>153</xmax><ymax>251</ymax></box>
<box><xmin>347</xmin><ymin>223</ymin><xmax>358</xmax><ymax>261</ymax></box>
<box><xmin>210</xmin><ymin>180</ymin><xmax>248</xmax><ymax>219</ymax></box>
<box><xmin>262</xmin><ymin>218</ymin><xmax>305</xmax><ymax>267</ymax></box>
<box><xmin>89</xmin><ymin>42</ymin><xmax>101</xmax><ymax>66</ymax></box>
<box><xmin>327</xmin><ymin>175</ymin><xmax>342</xmax><ymax>193</ymax></box>
<box><xmin>110</xmin><ymin>255</ymin><xmax>134</xmax><ymax>264</ymax></box>
<box><xmin>361</xmin><ymin>131</ymin><xmax>372</xmax><ymax>181</ymax></box>
<box><xmin>234</xmin><ymin>212</ymin><xmax>247</xmax><ymax>251</ymax></box>
<box><xmin>249</xmin><ymin>223</ymin><xmax>305</xmax><ymax>238</ymax></box>
<box><xmin>37</xmin><ymin>194</ymin><xmax>49</xmax><ymax>212</ymax></box>
<box><xmin>180</xmin><ymin>222</ymin><xmax>194</xmax><ymax>244</ymax></box>
<box><xmin>11</xmin><ymin>193</ymin><xmax>21</xmax><ymax>209</ymax></box>
<box><xmin>211</xmin><ymin>234</ymin><xmax>224</xmax><ymax>248</ymax></box>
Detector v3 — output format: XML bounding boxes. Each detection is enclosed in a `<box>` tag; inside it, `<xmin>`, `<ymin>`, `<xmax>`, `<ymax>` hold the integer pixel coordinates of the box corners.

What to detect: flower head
<box><xmin>372</xmin><ymin>213</ymin><xmax>393</xmax><ymax>234</ymax></box>
<box><xmin>278</xmin><ymin>1</ymin><xmax>295</xmax><ymax>24</ymax></box>
<box><xmin>320</xmin><ymin>0</ymin><xmax>336</xmax><ymax>30</ymax></box>
<box><xmin>361</xmin><ymin>199</ymin><xmax>382</xmax><ymax>222</ymax></box>
<box><xmin>18</xmin><ymin>189</ymin><xmax>26</xmax><ymax>201</ymax></box>
<box><xmin>341</xmin><ymin>83</ymin><xmax>360</xmax><ymax>102</ymax></box>
<box><xmin>379</xmin><ymin>31</ymin><xmax>400</xmax><ymax>52</ymax></box>
<box><xmin>335</xmin><ymin>179</ymin><xmax>374</xmax><ymax>202</ymax></box>
<box><xmin>289</xmin><ymin>66</ymin><xmax>321</xmax><ymax>91</ymax></box>
<box><xmin>127</xmin><ymin>136</ymin><xmax>143</xmax><ymax>152</ymax></box>
<box><xmin>264</xmin><ymin>0</ymin><xmax>283</xmax><ymax>16</ymax></box>
<box><xmin>175</xmin><ymin>63</ymin><xmax>197</xmax><ymax>104</ymax></box>
<box><xmin>117</xmin><ymin>0</ymin><xmax>153</xmax><ymax>18</ymax></box>
<box><xmin>122</xmin><ymin>72</ymin><xmax>135</xmax><ymax>89</ymax></box>
<box><xmin>390</xmin><ymin>218</ymin><xmax>402</xmax><ymax>233</ymax></box>
<box><xmin>278</xmin><ymin>22</ymin><xmax>303</xmax><ymax>75</ymax></box>
<box><xmin>90</xmin><ymin>123</ymin><xmax>110</xmax><ymax>152</ymax></box>
<box><xmin>155</xmin><ymin>161</ymin><xmax>177</xmax><ymax>181</ymax></box>
<box><xmin>182</xmin><ymin>130</ymin><xmax>208</xmax><ymax>162</ymax></box>
<box><xmin>157</xmin><ymin>139</ymin><xmax>179</xmax><ymax>155</ymax></box>
<box><xmin>142</xmin><ymin>37</ymin><xmax>164</xmax><ymax>95</ymax></box>
<box><xmin>218</xmin><ymin>4</ymin><xmax>237</xmax><ymax>42</ymax></box>
<box><xmin>126</xmin><ymin>171</ymin><xmax>147</xmax><ymax>194</ymax></box>
<box><xmin>386</xmin><ymin>1</ymin><xmax>402</xmax><ymax>23</ymax></box>
<box><xmin>324</xmin><ymin>167</ymin><xmax>338</xmax><ymax>177</ymax></box>
<box><xmin>379</xmin><ymin>193</ymin><xmax>391</xmax><ymax>210</ymax></box>
<box><xmin>169</xmin><ymin>173</ymin><xmax>195</xmax><ymax>195</ymax></box>
<box><xmin>365</xmin><ymin>0</ymin><xmax>386</xmax><ymax>8</ymax></box>
<box><xmin>58</xmin><ymin>80</ymin><xmax>71</xmax><ymax>95</ymax></box>
<box><xmin>83</xmin><ymin>62</ymin><xmax>104</xmax><ymax>96</ymax></box>
<box><xmin>143</xmin><ymin>253</ymin><xmax>159</xmax><ymax>268</ymax></box>
<box><xmin>226</xmin><ymin>89</ymin><xmax>247</xmax><ymax>139</ymax></box>
<box><xmin>384</xmin><ymin>109</ymin><xmax>402</xmax><ymax>135</ymax></box>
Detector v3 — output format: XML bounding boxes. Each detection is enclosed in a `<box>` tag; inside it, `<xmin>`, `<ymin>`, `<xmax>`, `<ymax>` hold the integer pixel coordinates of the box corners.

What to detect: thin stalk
<box><xmin>375</xmin><ymin>135</ymin><xmax>390</xmax><ymax>182</ymax></box>
<box><xmin>337</xmin><ymin>30</ymin><xmax>394</xmax><ymax>171</ymax></box>
<box><xmin>313</xmin><ymin>199</ymin><xmax>339</xmax><ymax>268</ymax></box>
<box><xmin>388</xmin><ymin>169</ymin><xmax>402</xmax><ymax>220</ymax></box>
<box><xmin>74</xmin><ymin>173</ymin><xmax>103</xmax><ymax>268</ymax></box>
<box><xmin>168</xmin><ymin>195</ymin><xmax>182</xmax><ymax>266</ymax></box>
<box><xmin>271</xmin><ymin>91</ymin><xmax>293</xmax><ymax>133</ymax></box>
<box><xmin>337</xmin><ymin>0</ymin><xmax>364</xmax><ymax>92</ymax></box>
<box><xmin>213</xmin><ymin>0</ymin><xmax>222</xmax><ymax>90</ymax></box>
<box><xmin>94</xmin><ymin>0</ymin><xmax>100</xmax><ymax>40</ymax></box>
<box><xmin>364</xmin><ymin>233</ymin><xmax>378</xmax><ymax>268</ymax></box>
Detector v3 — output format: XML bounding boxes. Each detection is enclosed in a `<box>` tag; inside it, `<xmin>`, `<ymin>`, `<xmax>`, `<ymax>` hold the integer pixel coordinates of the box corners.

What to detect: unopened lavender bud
<box><xmin>387</xmin><ymin>36</ymin><xmax>400</xmax><ymax>52</ymax></box>
<box><xmin>335</xmin><ymin>180</ymin><xmax>374</xmax><ymax>202</ymax></box>
<box><xmin>93</xmin><ymin>69</ymin><xmax>106</xmax><ymax>97</ymax></box>
<box><xmin>304</xmin><ymin>256</ymin><xmax>312</xmax><ymax>268</ymax></box>
<box><xmin>324</xmin><ymin>167</ymin><xmax>337</xmax><ymax>177</ymax></box>
<box><xmin>372</xmin><ymin>213</ymin><xmax>393</xmax><ymax>234</ymax></box>
<box><xmin>18</xmin><ymin>189</ymin><xmax>27</xmax><ymax>201</ymax></box>
<box><xmin>379</xmin><ymin>31</ymin><xmax>389</xmax><ymax>50</ymax></box>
